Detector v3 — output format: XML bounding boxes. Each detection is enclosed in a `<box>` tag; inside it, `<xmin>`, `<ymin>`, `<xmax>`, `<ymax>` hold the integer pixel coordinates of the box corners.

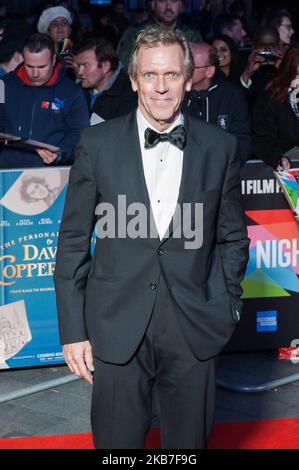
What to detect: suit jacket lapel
<box><xmin>163</xmin><ymin>114</ymin><xmax>203</xmax><ymax>241</ymax></box>
<box><xmin>178</xmin><ymin>114</ymin><xmax>203</xmax><ymax>204</ymax></box>
<box><xmin>118</xmin><ymin>111</ymin><xmax>150</xmax><ymax>207</ymax></box>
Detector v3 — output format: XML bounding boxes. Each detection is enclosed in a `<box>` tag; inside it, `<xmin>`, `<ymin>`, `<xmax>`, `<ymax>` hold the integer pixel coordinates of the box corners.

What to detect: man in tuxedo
<box><xmin>54</xmin><ymin>25</ymin><xmax>249</xmax><ymax>449</ymax></box>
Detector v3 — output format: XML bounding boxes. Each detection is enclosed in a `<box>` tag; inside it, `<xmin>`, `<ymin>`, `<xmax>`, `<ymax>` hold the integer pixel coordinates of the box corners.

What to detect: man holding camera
<box><xmin>240</xmin><ymin>26</ymin><xmax>283</xmax><ymax>107</ymax></box>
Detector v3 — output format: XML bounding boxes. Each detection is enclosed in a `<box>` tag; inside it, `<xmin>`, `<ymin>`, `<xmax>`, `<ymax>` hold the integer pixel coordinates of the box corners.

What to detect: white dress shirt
<box><xmin>136</xmin><ymin>109</ymin><xmax>184</xmax><ymax>240</ymax></box>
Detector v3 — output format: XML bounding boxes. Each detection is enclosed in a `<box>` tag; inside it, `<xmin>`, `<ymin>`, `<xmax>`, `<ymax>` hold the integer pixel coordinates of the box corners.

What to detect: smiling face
<box><xmin>212</xmin><ymin>39</ymin><xmax>231</xmax><ymax>68</ymax></box>
<box><xmin>130</xmin><ymin>43</ymin><xmax>192</xmax><ymax>131</ymax></box>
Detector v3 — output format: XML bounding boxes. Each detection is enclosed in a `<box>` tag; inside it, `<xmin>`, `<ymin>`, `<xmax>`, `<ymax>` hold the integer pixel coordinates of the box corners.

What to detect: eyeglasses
<box><xmin>194</xmin><ymin>65</ymin><xmax>211</xmax><ymax>69</ymax></box>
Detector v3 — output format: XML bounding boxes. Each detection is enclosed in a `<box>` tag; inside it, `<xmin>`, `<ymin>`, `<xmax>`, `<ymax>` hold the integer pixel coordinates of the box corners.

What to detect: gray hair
<box><xmin>128</xmin><ymin>25</ymin><xmax>194</xmax><ymax>80</ymax></box>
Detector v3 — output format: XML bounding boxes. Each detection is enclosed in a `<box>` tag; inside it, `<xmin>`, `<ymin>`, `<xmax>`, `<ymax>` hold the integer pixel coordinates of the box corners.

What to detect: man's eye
<box><xmin>144</xmin><ymin>72</ymin><xmax>153</xmax><ymax>78</ymax></box>
<box><xmin>168</xmin><ymin>72</ymin><xmax>178</xmax><ymax>78</ymax></box>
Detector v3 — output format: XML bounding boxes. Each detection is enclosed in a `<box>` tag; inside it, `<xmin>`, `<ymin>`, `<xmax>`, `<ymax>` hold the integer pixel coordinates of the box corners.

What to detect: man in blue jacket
<box><xmin>0</xmin><ymin>33</ymin><xmax>89</xmax><ymax>168</ymax></box>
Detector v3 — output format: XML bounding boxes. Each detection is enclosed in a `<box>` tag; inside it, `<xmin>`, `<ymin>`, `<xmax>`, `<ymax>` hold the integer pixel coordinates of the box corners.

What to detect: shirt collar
<box><xmin>90</xmin><ymin>62</ymin><xmax>122</xmax><ymax>98</ymax></box>
<box><xmin>137</xmin><ymin>108</ymin><xmax>183</xmax><ymax>145</ymax></box>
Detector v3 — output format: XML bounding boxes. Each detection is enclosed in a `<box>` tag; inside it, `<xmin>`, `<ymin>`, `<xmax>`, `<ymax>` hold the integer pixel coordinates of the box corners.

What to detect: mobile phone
<box><xmin>57</xmin><ymin>38</ymin><xmax>73</xmax><ymax>57</ymax></box>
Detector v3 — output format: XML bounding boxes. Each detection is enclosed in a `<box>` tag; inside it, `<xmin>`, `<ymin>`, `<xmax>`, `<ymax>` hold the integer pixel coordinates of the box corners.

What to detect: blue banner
<box><xmin>0</xmin><ymin>168</ymin><xmax>70</xmax><ymax>369</ymax></box>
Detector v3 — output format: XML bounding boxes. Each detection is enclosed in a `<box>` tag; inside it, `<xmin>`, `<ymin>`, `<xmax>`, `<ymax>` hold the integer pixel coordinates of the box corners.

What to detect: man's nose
<box><xmin>155</xmin><ymin>75</ymin><xmax>168</xmax><ymax>93</ymax></box>
<box><xmin>33</xmin><ymin>68</ymin><xmax>39</xmax><ymax>78</ymax></box>
<box><xmin>77</xmin><ymin>65</ymin><xmax>84</xmax><ymax>76</ymax></box>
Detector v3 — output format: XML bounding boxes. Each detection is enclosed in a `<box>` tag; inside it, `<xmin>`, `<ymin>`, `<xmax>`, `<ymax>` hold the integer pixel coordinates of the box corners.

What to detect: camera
<box><xmin>257</xmin><ymin>50</ymin><xmax>277</xmax><ymax>61</ymax></box>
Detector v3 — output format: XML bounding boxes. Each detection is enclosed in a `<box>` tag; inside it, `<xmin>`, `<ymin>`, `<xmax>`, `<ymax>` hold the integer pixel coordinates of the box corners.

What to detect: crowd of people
<box><xmin>0</xmin><ymin>0</ymin><xmax>298</xmax><ymax>171</ymax></box>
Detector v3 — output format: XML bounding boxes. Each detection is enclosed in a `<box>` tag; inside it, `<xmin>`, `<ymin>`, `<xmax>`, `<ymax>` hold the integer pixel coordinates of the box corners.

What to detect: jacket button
<box><xmin>157</xmin><ymin>249</ymin><xmax>166</xmax><ymax>256</ymax></box>
<box><xmin>149</xmin><ymin>282</ymin><xmax>157</xmax><ymax>290</ymax></box>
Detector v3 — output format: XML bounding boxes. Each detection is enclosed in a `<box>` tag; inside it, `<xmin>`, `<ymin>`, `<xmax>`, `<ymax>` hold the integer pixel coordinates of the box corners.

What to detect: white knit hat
<box><xmin>37</xmin><ymin>6</ymin><xmax>72</xmax><ymax>34</ymax></box>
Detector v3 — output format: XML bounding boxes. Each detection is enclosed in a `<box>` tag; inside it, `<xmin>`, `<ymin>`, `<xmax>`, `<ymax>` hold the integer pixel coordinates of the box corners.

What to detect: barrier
<box><xmin>0</xmin><ymin>161</ymin><xmax>298</xmax><ymax>370</ymax></box>
<box><xmin>0</xmin><ymin>167</ymin><xmax>69</xmax><ymax>369</ymax></box>
<box><xmin>226</xmin><ymin>160</ymin><xmax>299</xmax><ymax>352</ymax></box>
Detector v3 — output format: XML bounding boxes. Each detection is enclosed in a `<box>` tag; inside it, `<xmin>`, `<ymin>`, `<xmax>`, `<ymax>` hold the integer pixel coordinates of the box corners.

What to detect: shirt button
<box><xmin>149</xmin><ymin>282</ymin><xmax>157</xmax><ymax>290</ymax></box>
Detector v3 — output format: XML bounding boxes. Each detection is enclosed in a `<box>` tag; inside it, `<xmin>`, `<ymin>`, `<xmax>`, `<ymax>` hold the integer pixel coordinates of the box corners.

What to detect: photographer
<box><xmin>240</xmin><ymin>26</ymin><xmax>282</xmax><ymax>107</ymax></box>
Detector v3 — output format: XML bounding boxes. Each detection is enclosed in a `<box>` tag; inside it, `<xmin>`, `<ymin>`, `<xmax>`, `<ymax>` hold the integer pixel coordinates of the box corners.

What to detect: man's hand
<box><xmin>64</xmin><ymin>53</ymin><xmax>76</xmax><ymax>69</ymax></box>
<box><xmin>241</xmin><ymin>50</ymin><xmax>266</xmax><ymax>85</ymax></box>
<box><xmin>63</xmin><ymin>340</ymin><xmax>94</xmax><ymax>385</ymax></box>
<box><xmin>291</xmin><ymin>78</ymin><xmax>299</xmax><ymax>89</ymax></box>
<box><xmin>36</xmin><ymin>148</ymin><xmax>59</xmax><ymax>164</ymax></box>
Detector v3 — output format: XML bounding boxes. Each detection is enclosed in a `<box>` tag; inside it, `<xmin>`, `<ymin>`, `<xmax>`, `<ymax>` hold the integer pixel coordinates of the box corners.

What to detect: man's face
<box><xmin>226</xmin><ymin>19</ymin><xmax>246</xmax><ymax>45</ymax></box>
<box><xmin>255</xmin><ymin>32</ymin><xmax>279</xmax><ymax>52</ymax></box>
<box><xmin>152</xmin><ymin>0</ymin><xmax>183</xmax><ymax>26</ymax></box>
<box><xmin>130</xmin><ymin>43</ymin><xmax>192</xmax><ymax>131</ymax></box>
<box><xmin>278</xmin><ymin>16</ymin><xmax>294</xmax><ymax>45</ymax></box>
<box><xmin>48</xmin><ymin>16</ymin><xmax>71</xmax><ymax>44</ymax></box>
<box><xmin>191</xmin><ymin>48</ymin><xmax>214</xmax><ymax>91</ymax></box>
<box><xmin>23</xmin><ymin>48</ymin><xmax>55</xmax><ymax>86</ymax></box>
<box><xmin>76</xmin><ymin>49</ymin><xmax>106</xmax><ymax>90</ymax></box>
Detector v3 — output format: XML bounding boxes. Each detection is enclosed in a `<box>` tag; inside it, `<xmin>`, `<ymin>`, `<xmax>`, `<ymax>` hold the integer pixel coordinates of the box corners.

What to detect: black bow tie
<box><xmin>144</xmin><ymin>124</ymin><xmax>186</xmax><ymax>150</ymax></box>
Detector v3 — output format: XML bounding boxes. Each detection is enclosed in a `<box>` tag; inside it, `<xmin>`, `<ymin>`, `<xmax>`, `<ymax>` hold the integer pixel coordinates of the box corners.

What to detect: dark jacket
<box><xmin>245</xmin><ymin>64</ymin><xmax>277</xmax><ymax>110</ymax></box>
<box><xmin>54</xmin><ymin>112</ymin><xmax>249</xmax><ymax>363</ymax></box>
<box><xmin>86</xmin><ymin>68</ymin><xmax>137</xmax><ymax>120</ymax></box>
<box><xmin>252</xmin><ymin>91</ymin><xmax>299</xmax><ymax>168</ymax></box>
<box><xmin>0</xmin><ymin>63</ymin><xmax>89</xmax><ymax>168</ymax></box>
<box><xmin>183</xmin><ymin>70</ymin><xmax>252</xmax><ymax>164</ymax></box>
<box><xmin>117</xmin><ymin>17</ymin><xmax>203</xmax><ymax>70</ymax></box>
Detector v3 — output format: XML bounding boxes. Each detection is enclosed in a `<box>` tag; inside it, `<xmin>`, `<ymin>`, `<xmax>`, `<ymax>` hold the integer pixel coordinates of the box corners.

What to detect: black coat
<box><xmin>54</xmin><ymin>112</ymin><xmax>249</xmax><ymax>364</ymax></box>
<box><xmin>183</xmin><ymin>70</ymin><xmax>252</xmax><ymax>164</ymax></box>
<box><xmin>86</xmin><ymin>69</ymin><xmax>137</xmax><ymax>121</ymax></box>
<box><xmin>252</xmin><ymin>92</ymin><xmax>299</xmax><ymax>168</ymax></box>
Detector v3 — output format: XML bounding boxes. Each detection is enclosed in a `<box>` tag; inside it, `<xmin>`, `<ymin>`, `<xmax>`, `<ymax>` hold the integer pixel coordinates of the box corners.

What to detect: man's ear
<box><xmin>13</xmin><ymin>51</ymin><xmax>23</xmax><ymax>64</ymax></box>
<box><xmin>52</xmin><ymin>54</ymin><xmax>57</xmax><ymax>67</ymax></box>
<box><xmin>185</xmin><ymin>76</ymin><xmax>193</xmax><ymax>92</ymax></box>
<box><xmin>207</xmin><ymin>65</ymin><xmax>216</xmax><ymax>79</ymax></box>
<box><xmin>130</xmin><ymin>75</ymin><xmax>138</xmax><ymax>92</ymax></box>
<box><xmin>101</xmin><ymin>60</ymin><xmax>112</xmax><ymax>75</ymax></box>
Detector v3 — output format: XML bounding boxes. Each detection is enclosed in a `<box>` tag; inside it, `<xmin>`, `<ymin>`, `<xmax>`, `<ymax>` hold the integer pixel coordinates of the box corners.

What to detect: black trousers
<box><xmin>91</xmin><ymin>276</ymin><xmax>216</xmax><ymax>449</ymax></box>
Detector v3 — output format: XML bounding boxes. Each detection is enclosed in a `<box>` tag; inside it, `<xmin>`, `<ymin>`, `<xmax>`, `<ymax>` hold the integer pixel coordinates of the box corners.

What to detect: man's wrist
<box><xmin>240</xmin><ymin>73</ymin><xmax>252</xmax><ymax>89</ymax></box>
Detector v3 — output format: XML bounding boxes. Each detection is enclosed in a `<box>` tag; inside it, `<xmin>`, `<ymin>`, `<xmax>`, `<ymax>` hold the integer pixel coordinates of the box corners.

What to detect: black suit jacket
<box><xmin>54</xmin><ymin>112</ymin><xmax>249</xmax><ymax>363</ymax></box>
